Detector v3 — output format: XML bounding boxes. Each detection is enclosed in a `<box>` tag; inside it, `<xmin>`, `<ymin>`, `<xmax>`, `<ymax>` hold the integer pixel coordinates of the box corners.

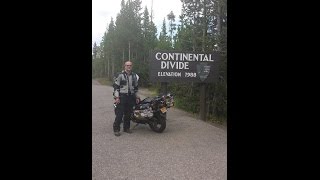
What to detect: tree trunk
<box><xmin>200</xmin><ymin>0</ymin><xmax>208</xmax><ymax>121</ymax></box>
<box><xmin>217</xmin><ymin>0</ymin><xmax>222</xmax><ymax>51</ymax></box>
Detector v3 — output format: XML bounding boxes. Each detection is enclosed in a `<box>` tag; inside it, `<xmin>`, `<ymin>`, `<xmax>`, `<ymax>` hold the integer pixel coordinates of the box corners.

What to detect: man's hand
<box><xmin>136</xmin><ymin>98</ymin><xmax>140</xmax><ymax>104</ymax></box>
<box><xmin>115</xmin><ymin>97</ymin><xmax>120</xmax><ymax>104</ymax></box>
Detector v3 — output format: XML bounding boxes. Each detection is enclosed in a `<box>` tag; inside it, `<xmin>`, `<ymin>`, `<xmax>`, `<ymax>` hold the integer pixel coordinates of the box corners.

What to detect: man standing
<box><xmin>113</xmin><ymin>61</ymin><xmax>140</xmax><ymax>136</ymax></box>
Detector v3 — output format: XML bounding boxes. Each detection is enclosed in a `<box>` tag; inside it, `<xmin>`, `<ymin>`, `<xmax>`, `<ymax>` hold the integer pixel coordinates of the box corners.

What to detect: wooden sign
<box><xmin>149</xmin><ymin>50</ymin><xmax>220</xmax><ymax>83</ymax></box>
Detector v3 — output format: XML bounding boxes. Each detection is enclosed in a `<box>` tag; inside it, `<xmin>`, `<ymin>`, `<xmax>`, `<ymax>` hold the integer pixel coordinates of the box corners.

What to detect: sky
<box><xmin>92</xmin><ymin>0</ymin><xmax>182</xmax><ymax>46</ymax></box>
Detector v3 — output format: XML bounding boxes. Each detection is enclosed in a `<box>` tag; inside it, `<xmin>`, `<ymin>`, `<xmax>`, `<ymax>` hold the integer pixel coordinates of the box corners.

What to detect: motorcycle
<box><xmin>131</xmin><ymin>93</ymin><xmax>174</xmax><ymax>133</ymax></box>
<box><xmin>113</xmin><ymin>93</ymin><xmax>174</xmax><ymax>133</ymax></box>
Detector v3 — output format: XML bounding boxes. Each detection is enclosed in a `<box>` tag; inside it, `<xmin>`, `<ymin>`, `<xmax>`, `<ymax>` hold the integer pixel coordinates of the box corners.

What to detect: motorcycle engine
<box><xmin>133</xmin><ymin>103</ymin><xmax>153</xmax><ymax>120</ymax></box>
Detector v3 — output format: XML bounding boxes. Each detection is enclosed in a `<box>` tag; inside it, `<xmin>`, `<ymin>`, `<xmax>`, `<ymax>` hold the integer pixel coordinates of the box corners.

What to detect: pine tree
<box><xmin>92</xmin><ymin>42</ymin><xmax>98</xmax><ymax>60</ymax></box>
<box><xmin>104</xmin><ymin>18</ymin><xmax>116</xmax><ymax>79</ymax></box>
<box><xmin>167</xmin><ymin>11</ymin><xmax>176</xmax><ymax>47</ymax></box>
<box><xmin>157</xmin><ymin>18</ymin><xmax>171</xmax><ymax>50</ymax></box>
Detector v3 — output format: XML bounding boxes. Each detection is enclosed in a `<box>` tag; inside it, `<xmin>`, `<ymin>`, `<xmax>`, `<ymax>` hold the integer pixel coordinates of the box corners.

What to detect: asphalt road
<box><xmin>92</xmin><ymin>80</ymin><xmax>227</xmax><ymax>180</ymax></box>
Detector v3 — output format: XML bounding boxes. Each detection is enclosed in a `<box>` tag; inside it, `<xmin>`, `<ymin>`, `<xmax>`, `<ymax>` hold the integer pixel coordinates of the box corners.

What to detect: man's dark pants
<box><xmin>113</xmin><ymin>94</ymin><xmax>136</xmax><ymax>132</ymax></box>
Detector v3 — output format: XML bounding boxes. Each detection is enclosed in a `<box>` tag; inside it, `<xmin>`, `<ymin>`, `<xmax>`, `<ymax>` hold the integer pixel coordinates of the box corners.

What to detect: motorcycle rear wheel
<box><xmin>149</xmin><ymin>116</ymin><xmax>166</xmax><ymax>133</ymax></box>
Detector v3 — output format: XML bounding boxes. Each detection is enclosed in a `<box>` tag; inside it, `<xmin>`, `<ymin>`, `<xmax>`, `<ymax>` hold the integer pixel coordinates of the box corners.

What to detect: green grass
<box><xmin>146</xmin><ymin>85</ymin><xmax>160</xmax><ymax>95</ymax></box>
<box><xmin>207</xmin><ymin>115</ymin><xmax>227</xmax><ymax>125</ymax></box>
<box><xmin>146</xmin><ymin>87</ymin><xmax>158</xmax><ymax>96</ymax></box>
<box><xmin>95</xmin><ymin>78</ymin><xmax>112</xmax><ymax>86</ymax></box>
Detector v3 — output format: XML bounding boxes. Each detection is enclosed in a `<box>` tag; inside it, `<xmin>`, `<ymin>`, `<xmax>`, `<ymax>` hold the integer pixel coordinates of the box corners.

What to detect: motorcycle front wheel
<box><xmin>149</xmin><ymin>116</ymin><xmax>166</xmax><ymax>133</ymax></box>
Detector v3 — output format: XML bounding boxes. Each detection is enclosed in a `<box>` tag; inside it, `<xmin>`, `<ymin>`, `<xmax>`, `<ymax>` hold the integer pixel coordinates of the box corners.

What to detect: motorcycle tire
<box><xmin>149</xmin><ymin>116</ymin><xmax>166</xmax><ymax>133</ymax></box>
